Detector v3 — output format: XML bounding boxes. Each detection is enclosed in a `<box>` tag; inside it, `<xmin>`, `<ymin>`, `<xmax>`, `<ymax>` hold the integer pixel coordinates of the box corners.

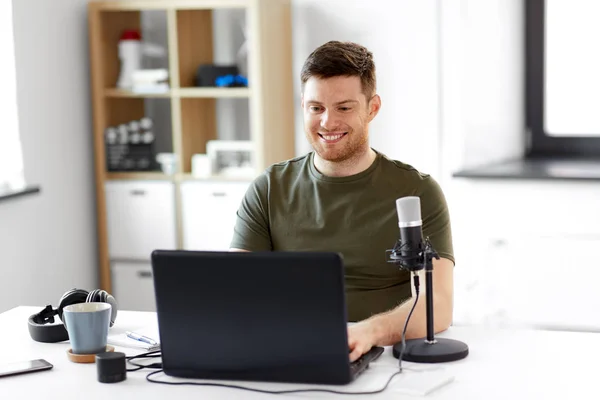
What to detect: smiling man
<box><xmin>230</xmin><ymin>41</ymin><xmax>455</xmax><ymax>362</ymax></box>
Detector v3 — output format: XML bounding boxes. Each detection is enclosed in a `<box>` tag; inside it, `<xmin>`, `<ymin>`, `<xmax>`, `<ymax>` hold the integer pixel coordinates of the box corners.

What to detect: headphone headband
<box><xmin>27</xmin><ymin>288</ymin><xmax>118</xmax><ymax>343</ymax></box>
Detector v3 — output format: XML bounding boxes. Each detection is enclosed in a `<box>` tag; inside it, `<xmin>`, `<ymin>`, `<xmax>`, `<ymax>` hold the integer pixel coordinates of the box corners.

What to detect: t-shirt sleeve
<box><xmin>419</xmin><ymin>176</ymin><xmax>455</xmax><ymax>265</ymax></box>
<box><xmin>230</xmin><ymin>173</ymin><xmax>273</xmax><ymax>251</ymax></box>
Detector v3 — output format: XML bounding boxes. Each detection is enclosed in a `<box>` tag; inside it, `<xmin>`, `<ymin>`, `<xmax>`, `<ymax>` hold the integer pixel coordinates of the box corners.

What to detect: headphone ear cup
<box><xmin>104</xmin><ymin>292</ymin><xmax>118</xmax><ymax>327</ymax></box>
<box><xmin>86</xmin><ymin>289</ymin><xmax>118</xmax><ymax>327</ymax></box>
<box><xmin>57</xmin><ymin>288</ymin><xmax>89</xmax><ymax>322</ymax></box>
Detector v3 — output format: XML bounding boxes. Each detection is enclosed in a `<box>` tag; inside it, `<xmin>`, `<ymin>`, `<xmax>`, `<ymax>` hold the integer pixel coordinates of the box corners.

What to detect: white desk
<box><xmin>1</xmin><ymin>306</ymin><xmax>598</xmax><ymax>399</ymax></box>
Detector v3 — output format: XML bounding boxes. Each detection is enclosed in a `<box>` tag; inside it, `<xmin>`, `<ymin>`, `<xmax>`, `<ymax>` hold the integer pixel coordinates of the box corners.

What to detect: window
<box><xmin>0</xmin><ymin>0</ymin><xmax>25</xmax><ymax>191</ymax></box>
<box><xmin>526</xmin><ymin>0</ymin><xmax>600</xmax><ymax>157</ymax></box>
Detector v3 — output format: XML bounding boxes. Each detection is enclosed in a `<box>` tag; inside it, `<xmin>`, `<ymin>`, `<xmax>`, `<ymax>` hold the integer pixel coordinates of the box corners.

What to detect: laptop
<box><xmin>150</xmin><ymin>250</ymin><xmax>384</xmax><ymax>385</ymax></box>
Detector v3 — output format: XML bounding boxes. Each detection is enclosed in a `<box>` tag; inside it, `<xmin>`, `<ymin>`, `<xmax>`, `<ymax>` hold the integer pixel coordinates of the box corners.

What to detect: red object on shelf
<box><xmin>120</xmin><ymin>30</ymin><xmax>141</xmax><ymax>41</ymax></box>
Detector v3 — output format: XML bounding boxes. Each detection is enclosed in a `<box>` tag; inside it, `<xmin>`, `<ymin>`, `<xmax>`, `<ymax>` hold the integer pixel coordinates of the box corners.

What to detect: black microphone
<box><xmin>388</xmin><ymin>196</ymin><xmax>469</xmax><ymax>364</ymax></box>
<box><xmin>395</xmin><ymin>197</ymin><xmax>425</xmax><ymax>271</ymax></box>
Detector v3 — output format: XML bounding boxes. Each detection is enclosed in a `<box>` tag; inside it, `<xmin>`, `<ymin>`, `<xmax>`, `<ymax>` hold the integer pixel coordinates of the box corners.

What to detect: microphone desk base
<box><xmin>393</xmin><ymin>337</ymin><xmax>469</xmax><ymax>363</ymax></box>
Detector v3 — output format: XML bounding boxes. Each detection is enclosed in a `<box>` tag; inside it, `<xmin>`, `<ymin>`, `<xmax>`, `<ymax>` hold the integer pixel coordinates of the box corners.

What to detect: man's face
<box><xmin>301</xmin><ymin>76</ymin><xmax>379</xmax><ymax>163</ymax></box>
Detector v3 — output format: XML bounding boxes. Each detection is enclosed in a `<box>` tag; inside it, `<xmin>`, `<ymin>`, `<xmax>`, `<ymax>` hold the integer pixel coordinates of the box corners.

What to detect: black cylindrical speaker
<box><xmin>96</xmin><ymin>352</ymin><xmax>126</xmax><ymax>383</ymax></box>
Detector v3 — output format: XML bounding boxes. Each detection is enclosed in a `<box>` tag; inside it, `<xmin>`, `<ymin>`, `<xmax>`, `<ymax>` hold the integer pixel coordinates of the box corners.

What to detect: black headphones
<box><xmin>27</xmin><ymin>288</ymin><xmax>118</xmax><ymax>343</ymax></box>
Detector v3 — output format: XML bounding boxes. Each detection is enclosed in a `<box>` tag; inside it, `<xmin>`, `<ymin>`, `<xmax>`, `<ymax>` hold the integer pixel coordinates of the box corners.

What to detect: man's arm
<box><xmin>348</xmin><ymin>257</ymin><xmax>454</xmax><ymax>362</ymax></box>
<box><xmin>229</xmin><ymin>174</ymin><xmax>273</xmax><ymax>251</ymax></box>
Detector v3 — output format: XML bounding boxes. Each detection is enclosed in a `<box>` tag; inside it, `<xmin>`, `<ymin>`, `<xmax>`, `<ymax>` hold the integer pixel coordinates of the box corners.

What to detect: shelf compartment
<box><xmin>97</xmin><ymin>8</ymin><xmax>170</xmax><ymax>96</ymax></box>
<box><xmin>176</xmin><ymin>9</ymin><xmax>214</xmax><ymax>88</ymax></box>
<box><xmin>104</xmin><ymin>98</ymin><xmax>173</xmax><ymax>173</ymax></box>
<box><xmin>99</xmin><ymin>11</ymin><xmax>141</xmax><ymax>89</ymax></box>
<box><xmin>105</xmin><ymin>98</ymin><xmax>145</xmax><ymax>128</ymax></box>
<box><xmin>180</xmin><ymin>98</ymin><xmax>217</xmax><ymax>173</ymax></box>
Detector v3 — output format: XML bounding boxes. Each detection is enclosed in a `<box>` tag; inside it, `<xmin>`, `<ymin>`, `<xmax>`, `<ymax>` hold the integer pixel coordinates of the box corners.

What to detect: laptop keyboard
<box><xmin>350</xmin><ymin>346</ymin><xmax>384</xmax><ymax>378</ymax></box>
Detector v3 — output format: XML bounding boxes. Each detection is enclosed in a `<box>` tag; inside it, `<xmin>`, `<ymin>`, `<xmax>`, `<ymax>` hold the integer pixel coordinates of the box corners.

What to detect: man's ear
<box><xmin>368</xmin><ymin>94</ymin><xmax>381</xmax><ymax>121</ymax></box>
<box><xmin>301</xmin><ymin>93</ymin><xmax>304</xmax><ymax>109</ymax></box>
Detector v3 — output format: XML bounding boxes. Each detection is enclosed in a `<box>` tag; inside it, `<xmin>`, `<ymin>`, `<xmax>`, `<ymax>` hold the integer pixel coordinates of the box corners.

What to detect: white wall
<box><xmin>440</xmin><ymin>0</ymin><xmax>525</xmax><ymax>181</ymax></box>
<box><xmin>0</xmin><ymin>0</ymin><xmax>97</xmax><ymax>312</ymax></box>
<box><xmin>0</xmin><ymin>0</ymin><xmax>25</xmax><ymax>190</ymax></box>
<box><xmin>437</xmin><ymin>0</ymin><xmax>526</xmax><ymax>325</ymax></box>
<box><xmin>291</xmin><ymin>0</ymin><xmax>443</xmax><ymax>180</ymax></box>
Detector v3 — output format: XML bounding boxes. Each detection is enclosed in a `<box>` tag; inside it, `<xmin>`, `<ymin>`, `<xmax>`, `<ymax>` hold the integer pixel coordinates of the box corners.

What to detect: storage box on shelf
<box><xmin>88</xmin><ymin>0</ymin><xmax>294</xmax><ymax>306</ymax></box>
<box><xmin>111</xmin><ymin>261</ymin><xmax>157</xmax><ymax>312</ymax></box>
<box><xmin>180</xmin><ymin>180</ymin><xmax>250</xmax><ymax>251</ymax></box>
<box><xmin>105</xmin><ymin>181</ymin><xmax>177</xmax><ymax>259</ymax></box>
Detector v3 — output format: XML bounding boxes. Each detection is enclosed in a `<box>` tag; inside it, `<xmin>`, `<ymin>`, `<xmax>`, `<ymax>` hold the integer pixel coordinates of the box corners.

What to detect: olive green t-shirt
<box><xmin>230</xmin><ymin>149</ymin><xmax>455</xmax><ymax>322</ymax></box>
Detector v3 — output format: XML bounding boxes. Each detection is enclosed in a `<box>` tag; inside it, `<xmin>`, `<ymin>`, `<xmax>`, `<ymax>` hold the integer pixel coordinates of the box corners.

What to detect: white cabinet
<box><xmin>105</xmin><ymin>181</ymin><xmax>177</xmax><ymax>260</ymax></box>
<box><xmin>482</xmin><ymin>236</ymin><xmax>600</xmax><ymax>330</ymax></box>
<box><xmin>180</xmin><ymin>181</ymin><xmax>249</xmax><ymax>251</ymax></box>
<box><xmin>111</xmin><ymin>261</ymin><xmax>156</xmax><ymax>312</ymax></box>
<box><xmin>450</xmin><ymin>179</ymin><xmax>600</xmax><ymax>331</ymax></box>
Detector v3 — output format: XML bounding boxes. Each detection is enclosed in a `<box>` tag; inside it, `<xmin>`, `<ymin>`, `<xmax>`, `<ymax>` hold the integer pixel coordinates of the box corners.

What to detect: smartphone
<box><xmin>0</xmin><ymin>359</ymin><xmax>53</xmax><ymax>378</ymax></box>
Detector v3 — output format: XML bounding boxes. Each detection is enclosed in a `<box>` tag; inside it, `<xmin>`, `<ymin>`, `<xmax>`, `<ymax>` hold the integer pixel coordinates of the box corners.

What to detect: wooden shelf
<box><xmin>104</xmin><ymin>88</ymin><xmax>250</xmax><ymax>99</ymax></box>
<box><xmin>106</xmin><ymin>172</ymin><xmax>253</xmax><ymax>182</ymax></box>
<box><xmin>89</xmin><ymin>0</ymin><xmax>294</xmax><ymax>293</ymax></box>
<box><xmin>176</xmin><ymin>87</ymin><xmax>251</xmax><ymax>98</ymax></box>
<box><xmin>177</xmin><ymin>173</ymin><xmax>253</xmax><ymax>182</ymax></box>
<box><xmin>106</xmin><ymin>172</ymin><xmax>173</xmax><ymax>180</ymax></box>
<box><xmin>104</xmin><ymin>88</ymin><xmax>172</xmax><ymax>98</ymax></box>
<box><xmin>91</xmin><ymin>0</ymin><xmax>249</xmax><ymax>11</ymax></box>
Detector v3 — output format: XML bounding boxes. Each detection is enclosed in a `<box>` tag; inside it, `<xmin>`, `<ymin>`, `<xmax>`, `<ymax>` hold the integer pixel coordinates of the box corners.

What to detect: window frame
<box><xmin>526</xmin><ymin>0</ymin><xmax>600</xmax><ymax>158</ymax></box>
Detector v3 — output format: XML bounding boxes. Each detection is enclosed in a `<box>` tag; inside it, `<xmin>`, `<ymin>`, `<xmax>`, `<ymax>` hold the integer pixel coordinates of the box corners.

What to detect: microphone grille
<box><xmin>396</xmin><ymin>196</ymin><xmax>422</xmax><ymax>225</ymax></box>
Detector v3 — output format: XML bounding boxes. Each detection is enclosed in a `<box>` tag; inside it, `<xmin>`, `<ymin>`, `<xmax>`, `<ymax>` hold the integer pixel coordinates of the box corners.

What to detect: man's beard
<box><xmin>307</xmin><ymin>128</ymin><xmax>369</xmax><ymax>163</ymax></box>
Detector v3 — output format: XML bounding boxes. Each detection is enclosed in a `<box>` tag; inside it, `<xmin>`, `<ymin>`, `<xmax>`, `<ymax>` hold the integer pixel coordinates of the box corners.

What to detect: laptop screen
<box><xmin>151</xmin><ymin>250</ymin><xmax>354</xmax><ymax>384</ymax></box>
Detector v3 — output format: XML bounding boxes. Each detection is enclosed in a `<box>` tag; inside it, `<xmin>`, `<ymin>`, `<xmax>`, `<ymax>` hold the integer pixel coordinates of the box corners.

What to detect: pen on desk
<box><xmin>126</xmin><ymin>331</ymin><xmax>158</xmax><ymax>346</ymax></box>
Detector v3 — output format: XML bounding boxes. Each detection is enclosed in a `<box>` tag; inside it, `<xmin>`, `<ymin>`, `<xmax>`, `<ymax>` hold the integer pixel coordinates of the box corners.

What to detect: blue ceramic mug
<box><xmin>63</xmin><ymin>302</ymin><xmax>111</xmax><ymax>354</ymax></box>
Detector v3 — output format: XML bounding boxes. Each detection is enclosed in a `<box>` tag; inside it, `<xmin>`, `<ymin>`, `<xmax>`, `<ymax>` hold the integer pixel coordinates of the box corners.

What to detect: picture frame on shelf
<box><xmin>206</xmin><ymin>140</ymin><xmax>255</xmax><ymax>178</ymax></box>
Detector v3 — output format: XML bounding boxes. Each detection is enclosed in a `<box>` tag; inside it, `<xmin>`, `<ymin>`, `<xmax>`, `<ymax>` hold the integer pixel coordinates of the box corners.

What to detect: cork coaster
<box><xmin>66</xmin><ymin>345</ymin><xmax>115</xmax><ymax>363</ymax></box>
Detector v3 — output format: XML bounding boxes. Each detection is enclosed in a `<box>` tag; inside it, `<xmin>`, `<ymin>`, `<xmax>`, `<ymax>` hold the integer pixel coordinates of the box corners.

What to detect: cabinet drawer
<box><xmin>111</xmin><ymin>262</ymin><xmax>156</xmax><ymax>312</ymax></box>
<box><xmin>105</xmin><ymin>181</ymin><xmax>177</xmax><ymax>260</ymax></box>
<box><xmin>180</xmin><ymin>181</ymin><xmax>249</xmax><ymax>251</ymax></box>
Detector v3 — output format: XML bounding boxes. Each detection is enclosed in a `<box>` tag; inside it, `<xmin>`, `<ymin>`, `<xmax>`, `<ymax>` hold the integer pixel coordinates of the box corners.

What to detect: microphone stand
<box><xmin>389</xmin><ymin>238</ymin><xmax>469</xmax><ymax>363</ymax></box>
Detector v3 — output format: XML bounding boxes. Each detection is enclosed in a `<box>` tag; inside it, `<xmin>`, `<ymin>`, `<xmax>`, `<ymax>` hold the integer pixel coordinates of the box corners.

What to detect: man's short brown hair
<box><xmin>300</xmin><ymin>41</ymin><xmax>376</xmax><ymax>98</ymax></box>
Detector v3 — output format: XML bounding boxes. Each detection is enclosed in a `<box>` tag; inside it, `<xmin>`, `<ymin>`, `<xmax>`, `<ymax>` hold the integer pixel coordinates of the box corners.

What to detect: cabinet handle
<box><xmin>137</xmin><ymin>270</ymin><xmax>152</xmax><ymax>278</ymax></box>
<box><xmin>492</xmin><ymin>239</ymin><xmax>507</xmax><ymax>247</ymax></box>
<box><xmin>130</xmin><ymin>190</ymin><xmax>147</xmax><ymax>196</ymax></box>
<box><xmin>211</xmin><ymin>192</ymin><xmax>226</xmax><ymax>197</ymax></box>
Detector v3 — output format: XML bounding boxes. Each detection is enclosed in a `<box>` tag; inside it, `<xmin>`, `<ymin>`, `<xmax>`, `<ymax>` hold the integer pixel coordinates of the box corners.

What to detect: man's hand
<box><xmin>347</xmin><ymin>320</ymin><xmax>380</xmax><ymax>362</ymax></box>
<box><xmin>348</xmin><ymin>257</ymin><xmax>454</xmax><ymax>356</ymax></box>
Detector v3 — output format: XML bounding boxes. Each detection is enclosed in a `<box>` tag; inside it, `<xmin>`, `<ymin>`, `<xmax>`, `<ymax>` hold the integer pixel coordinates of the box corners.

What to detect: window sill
<box><xmin>0</xmin><ymin>185</ymin><xmax>41</xmax><ymax>203</ymax></box>
<box><xmin>452</xmin><ymin>157</ymin><xmax>600</xmax><ymax>182</ymax></box>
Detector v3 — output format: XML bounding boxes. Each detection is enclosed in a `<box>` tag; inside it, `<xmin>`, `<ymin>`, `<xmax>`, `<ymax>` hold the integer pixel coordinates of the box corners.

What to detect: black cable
<box><xmin>398</xmin><ymin>273</ymin><xmax>420</xmax><ymax>371</ymax></box>
<box><xmin>131</xmin><ymin>277</ymin><xmax>424</xmax><ymax>394</ymax></box>
<box><xmin>125</xmin><ymin>350</ymin><xmax>163</xmax><ymax>372</ymax></box>
<box><xmin>144</xmin><ymin>369</ymin><xmax>402</xmax><ymax>395</ymax></box>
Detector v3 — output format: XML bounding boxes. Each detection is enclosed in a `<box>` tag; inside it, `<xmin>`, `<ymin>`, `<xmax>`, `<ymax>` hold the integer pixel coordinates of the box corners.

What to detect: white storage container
<box><xmin>111</xmin><ymin>261</ymin><xmax>156</xmax><ymax>312</ymax></box>
<box><xmin>180</xmin><ymin>181</ymin><xmax>249</xmax><ymax>251</ymax></box>
<box><xmin>105</xmin><ymin>181</ymin><xmax>177</xmax><ymax>260</ymax></box>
